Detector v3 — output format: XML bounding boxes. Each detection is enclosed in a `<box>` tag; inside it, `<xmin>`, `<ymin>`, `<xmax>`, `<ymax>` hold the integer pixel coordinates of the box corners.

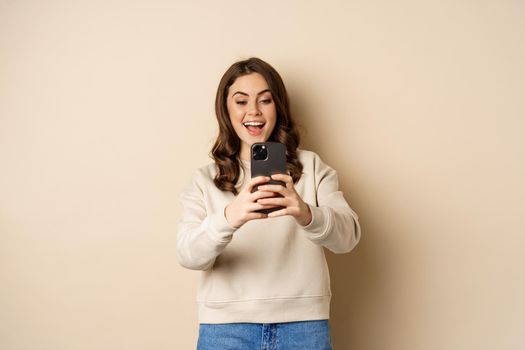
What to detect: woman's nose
<box><xmin>247</xmin><ymin>101</ymin><xmax>261</xmax><ymax>116</ymax></box>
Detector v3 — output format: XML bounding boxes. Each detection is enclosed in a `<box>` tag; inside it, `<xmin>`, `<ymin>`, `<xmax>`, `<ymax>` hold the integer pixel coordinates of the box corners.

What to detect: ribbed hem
<box><xmin>197</xmin><ymin>295</ymin><xmax>331</xmax><ymax>324</ymax></box>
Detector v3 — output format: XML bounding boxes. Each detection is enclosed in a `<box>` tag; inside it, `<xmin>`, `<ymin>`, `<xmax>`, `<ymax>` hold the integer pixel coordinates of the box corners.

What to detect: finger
<box><xmin>245</xmin><ymin>212</ymin><xmax>269</xmax><ymax>221</ymax></box>
<box><xmin>247</xmin><ymin>202</ymin><xmax>280</xmax><ymax>212</ymax></box>
<box><xmin>270</xmin><ymin>173</ymin><xmax>293</xmax><ymax>187</ymax></box>
<box><xmin>250</xmin><ymin>191</ymin><xmax>277</xmax><ymax>201</ymax></box>
<box><xmin>267</xmin><ymin>208</ymin><xmax>289</xmax><ymax>218</ymax></box>
<box><xmin>245</xmin><ymin>176</ymin><xmax>271</xmax><ymax>192</ymax></box>
<box><xmin>257</xmin><ymin>197</ymin><xmax>287</xmax><ymax>207</ymax></box>
<box><xmin>257</xmin><ymin>184</ymin><xmax>287</xmax><ymax>194</ymax></box>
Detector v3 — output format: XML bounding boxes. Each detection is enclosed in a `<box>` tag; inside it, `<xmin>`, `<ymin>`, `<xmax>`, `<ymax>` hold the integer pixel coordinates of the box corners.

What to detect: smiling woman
<box><xmin>227</xmin><ymin>73</ymin><xmax>277</xmax><ymax>153</ymax></box>
<box><xmin>176</xmin><ymin>57</ymin><xmax>362</xmax><ymax>349</ymax></box>
<box><xmin>212</xmin><ymin>57</ymin><xmax>303</xmax><ymax>196</ymax></box>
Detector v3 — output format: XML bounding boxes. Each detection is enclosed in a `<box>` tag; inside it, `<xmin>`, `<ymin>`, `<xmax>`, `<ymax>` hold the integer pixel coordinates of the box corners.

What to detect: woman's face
<box><xmin>226</xmin><ymin>72</ymin><xmax>277</xmax><ymax>159</ymax></box>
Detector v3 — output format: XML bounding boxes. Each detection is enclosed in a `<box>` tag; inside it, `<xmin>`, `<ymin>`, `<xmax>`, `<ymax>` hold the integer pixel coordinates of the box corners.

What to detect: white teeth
<box><xmin>243</xmin><ymin>121</ymin><xmax>265</xmax><ymax>126</ymax></box>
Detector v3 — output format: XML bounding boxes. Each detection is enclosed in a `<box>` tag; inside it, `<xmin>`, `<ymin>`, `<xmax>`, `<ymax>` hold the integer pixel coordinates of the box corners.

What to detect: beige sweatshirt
<box><xmin>176</xmin><ymin>149</ymin><xmax>361</xmax><ymax>324</ymax></box>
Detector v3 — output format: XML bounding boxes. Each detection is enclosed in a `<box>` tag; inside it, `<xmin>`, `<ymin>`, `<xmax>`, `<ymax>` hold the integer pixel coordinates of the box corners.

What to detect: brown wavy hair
<box><xmin>211</xmin><ymin>57</ymin><xmax>303</xmax><ymax>195</ymax></box>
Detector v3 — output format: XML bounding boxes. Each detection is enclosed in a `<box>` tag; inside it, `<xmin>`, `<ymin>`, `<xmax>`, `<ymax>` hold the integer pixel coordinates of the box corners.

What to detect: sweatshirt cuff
<box><xmin>205</xmin><ymin>207</ymin><xmax>237</xmax><ymax>244</ymax></box>
<box><xmin>299</xmin><ymin>205</ymin><xmax>332</xmax><ymax>241</ymax></box>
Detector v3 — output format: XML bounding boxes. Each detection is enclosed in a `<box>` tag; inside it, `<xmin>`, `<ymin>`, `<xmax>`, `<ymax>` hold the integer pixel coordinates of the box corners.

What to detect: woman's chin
<box><xmin>243</xmin><ymin>136</ymin><xmax>269</xmax><ymax>146</ymax></box>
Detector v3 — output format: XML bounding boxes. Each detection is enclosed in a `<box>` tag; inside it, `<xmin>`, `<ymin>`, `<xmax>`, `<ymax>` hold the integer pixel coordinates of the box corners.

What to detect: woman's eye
<box><xmin>236</xmin><ymin>101</ymin><xmax>247</xmax><ymax>105</ymax></box>
<box><xmin>260</xmin><ymin>99</ymin><xmax>272</xmax><ymax>104</ymax></box>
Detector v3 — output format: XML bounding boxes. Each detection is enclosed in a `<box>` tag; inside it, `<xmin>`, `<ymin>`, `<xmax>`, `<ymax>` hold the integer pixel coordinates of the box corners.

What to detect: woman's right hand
<box><xmin>224</xmin><ymin>175</ymin><xmax>277</xmax><ymax>228</ymax></box>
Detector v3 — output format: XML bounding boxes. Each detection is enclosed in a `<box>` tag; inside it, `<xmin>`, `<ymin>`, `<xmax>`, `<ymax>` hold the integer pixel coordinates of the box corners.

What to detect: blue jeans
<box><xmin>197</xmin><ymin>319</ymin><xmax>332</xmax><ymax>350</ymax></box>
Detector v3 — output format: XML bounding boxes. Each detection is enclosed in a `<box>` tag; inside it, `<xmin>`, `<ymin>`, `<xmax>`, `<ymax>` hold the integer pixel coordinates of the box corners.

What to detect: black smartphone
<box><xmin>251</xmin><ymin>142</ymin><xmax>287</xmax><ymax>214</ymax></box>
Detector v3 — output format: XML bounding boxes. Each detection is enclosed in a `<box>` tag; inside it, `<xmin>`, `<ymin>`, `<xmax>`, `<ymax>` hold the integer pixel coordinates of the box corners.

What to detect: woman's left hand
<box><xmin>256</xmin><ymin>174</ymin><xmax>312</xmax><ymax>226</ymax></box>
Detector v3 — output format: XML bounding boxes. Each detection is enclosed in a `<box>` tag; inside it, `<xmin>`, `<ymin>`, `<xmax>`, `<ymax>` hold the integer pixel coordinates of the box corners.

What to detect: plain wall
<box><xmin>1</xmin><ymin>0</ymin><xmax>523</xmax><ymax>349</ymax></box>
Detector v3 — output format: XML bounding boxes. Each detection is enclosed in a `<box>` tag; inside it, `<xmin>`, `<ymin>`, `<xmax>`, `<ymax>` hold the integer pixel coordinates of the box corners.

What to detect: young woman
<box><xmin>177</xmin><ymin>57</ymin><xmax>361</xmax><ymax>349</ymax></box>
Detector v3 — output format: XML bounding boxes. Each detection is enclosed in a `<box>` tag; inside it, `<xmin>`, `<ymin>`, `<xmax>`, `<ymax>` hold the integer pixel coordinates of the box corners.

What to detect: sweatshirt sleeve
<box><xmin>176</xmin><ymin>170</ymin><xmax>236</xmax><ymax>270</ymax></box>
<box><xmin>300</xmin><ymin>155</ymin><xmax>362</xmax><ymax>254</ymax></box>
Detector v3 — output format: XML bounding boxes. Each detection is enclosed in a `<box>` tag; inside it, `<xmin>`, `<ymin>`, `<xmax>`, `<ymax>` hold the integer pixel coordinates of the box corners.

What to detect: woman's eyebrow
<box><xmin>232</xmin><ymin>89</ymin><xmax>271</xmax><ymax>97</ymax></box>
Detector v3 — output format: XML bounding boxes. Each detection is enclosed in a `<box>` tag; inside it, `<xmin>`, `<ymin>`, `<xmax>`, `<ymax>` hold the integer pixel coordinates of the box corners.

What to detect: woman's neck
<box><xmin>239</xmin><ymin>145</ymin><xmax>250</xmax><ymax>161</ymax></box>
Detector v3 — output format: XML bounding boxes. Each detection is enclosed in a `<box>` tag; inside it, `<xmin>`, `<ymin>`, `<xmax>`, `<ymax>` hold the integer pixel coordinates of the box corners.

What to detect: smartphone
<box><xmin>251</xmin><ymin>142</ymin><xmax>287</xmax><ymax>214</ymax></box>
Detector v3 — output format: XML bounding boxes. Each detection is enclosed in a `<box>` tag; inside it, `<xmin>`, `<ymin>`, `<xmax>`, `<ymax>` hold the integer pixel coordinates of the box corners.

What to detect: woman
<box><xmin>177</xmin><ymin>57</ymin><xmax>361</xmax><ymax>349</ymax></box>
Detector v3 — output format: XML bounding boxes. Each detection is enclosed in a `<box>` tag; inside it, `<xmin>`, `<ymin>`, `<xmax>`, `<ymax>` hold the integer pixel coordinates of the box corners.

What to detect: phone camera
<box><xmin>252</xmin><ymin>144</ymin><xmax>268</xmax><ymax>160</ymax></box>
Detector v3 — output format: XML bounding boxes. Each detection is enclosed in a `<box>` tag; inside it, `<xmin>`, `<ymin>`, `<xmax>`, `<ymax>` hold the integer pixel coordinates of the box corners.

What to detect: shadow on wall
<box><xmin>300</xmin><ymin>145</ymin><xmax>385</xmax><ymax>348</ymax></box>
<box><xmin>325</xmin><ymin>213</ymin><xmax>384</xmax><ymax>350</ymax></box>
<box><xmin>298</xmin><ymin>120</ymin><xmax>386</xmax><ymax>349</ymax></box>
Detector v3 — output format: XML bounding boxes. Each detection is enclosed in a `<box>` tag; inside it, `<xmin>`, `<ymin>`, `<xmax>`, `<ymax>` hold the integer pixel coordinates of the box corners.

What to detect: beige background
<box><xmin>1</xmin><ymin>0</ymin><xmax>524</xmax><ymax>349</ymax></box>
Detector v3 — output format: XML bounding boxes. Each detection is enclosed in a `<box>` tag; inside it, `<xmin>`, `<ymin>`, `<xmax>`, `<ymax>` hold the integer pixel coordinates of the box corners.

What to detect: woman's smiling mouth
<box><xmin>243</xmin><ymin>121</ymin><xmax>266</xmax><ymax>136</ymax></box>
